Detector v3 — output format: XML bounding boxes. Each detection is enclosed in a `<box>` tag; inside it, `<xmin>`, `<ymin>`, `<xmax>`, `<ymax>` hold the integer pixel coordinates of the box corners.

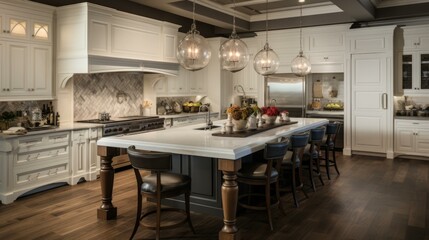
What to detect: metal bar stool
<box><xmin>319</xmin><ymin>122</ymin><xmax>341</xmax><ymax>179</ymax></box>
<box><xmin>127</xmin><ymin>146</ymin><xmax>195</xmax><ymax>240</ymax></box>
<box><xmin>281</xmin><ymin>133</ymin><xmax>310</xmax><ymax>208</ymax></box>
<box><xmin>302</xmin><ymin>127</ymin><xmax>326</xmax><ymax>192</ymax></box>
<box><xmin>237</xmin><ymin>138</ymin><xmax>289</xmax><ymax>230</ymax></box>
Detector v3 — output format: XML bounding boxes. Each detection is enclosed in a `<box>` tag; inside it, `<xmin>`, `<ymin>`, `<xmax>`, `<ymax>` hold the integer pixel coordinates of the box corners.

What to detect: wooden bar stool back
<box><xmin>303</xmin><ymin>127</ymin><xmax>326</xmax><ymax>192</ymax></box>
<box><xmin>282</xmin><ymin>133</ymin><xmax>310</xmax><ymax>208</ymax></box>
<box><xmin>127</xmin><ymin>146</ymin><xmax>195</xmax><ymax>240</ymax></box>
<box><xmin>320</xmin><ymin>122</ymin><xmax>341</xmax><ymax>179</ymax></box>
<box><xmin>237</xmin><ymin>138</ymin><xmax>289</xmax><ymax>230</ymax></box>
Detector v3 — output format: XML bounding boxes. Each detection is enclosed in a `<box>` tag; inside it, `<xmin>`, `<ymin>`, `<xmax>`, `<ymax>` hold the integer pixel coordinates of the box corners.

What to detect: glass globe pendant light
<box><xmin>253</xmin><ymin>0</ymin><xmax>279</xmax><ymax>76</ymax></box>
<box><xmin>219</xmin><ymin>0</ymin><xmax>249</xmax><ymax>72</ymax></box>
<box><xmin>176</xmin><ymin>0</ymin><xmax>211</xmax><ymax>71</ymax></box>
<box><xmin>291</xmin><ymin>5</ymin><xmax>311</xmax><ymax>76</ymax></box>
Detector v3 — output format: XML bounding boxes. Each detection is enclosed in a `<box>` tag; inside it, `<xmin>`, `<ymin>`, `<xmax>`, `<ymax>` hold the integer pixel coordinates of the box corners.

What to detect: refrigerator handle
<box><xmin>266</xmin><ymin>85</ymin><xmax>270</xmax><ymax>105</ymax></box>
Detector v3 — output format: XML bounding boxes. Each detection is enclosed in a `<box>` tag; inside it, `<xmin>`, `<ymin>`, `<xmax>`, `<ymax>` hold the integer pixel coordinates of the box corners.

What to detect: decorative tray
<box><xmin>212</xmin><ymin>121</ymin><xmax>298</xmax><ymax>138</ymax></box>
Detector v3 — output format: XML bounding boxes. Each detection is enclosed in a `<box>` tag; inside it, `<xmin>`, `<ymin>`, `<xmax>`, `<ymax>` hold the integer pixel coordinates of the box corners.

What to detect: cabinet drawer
<box><xmin>396</xmin><ymin>120</ymin><xmax>429</xmax><ymax>128</ymax></box>
<box><xmin>89</xmin><ymin>128</ymin><xmax>101</xmax><ymax>139</ymax></box>
<box><xmin>16</xmin><ymin>144</ymin><xmax>69</xmax><ymax>166</ymax></box>
<box><xmin>72</xmin><ymin>130</ymin><xmax>88</xmax><ymax>141</ymax></box>
<box><xmin>310</xmin><ymin>53</ymin><xmax>344</xmax><ymax>64</ymax></box>
<box><xmin>17</xmin><ymin>132</ymin><xmax>70</xmax><ymax>153</ymax></box>
<box><xmin>14</xmin><ymin>161</ymin><xmax>69</xmax><ymax>189</ymax></box>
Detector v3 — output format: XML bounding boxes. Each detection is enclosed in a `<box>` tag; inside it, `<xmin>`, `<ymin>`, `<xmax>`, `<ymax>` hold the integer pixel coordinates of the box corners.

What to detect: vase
<box><xmin>225</xmin><ymin>113</ymin><xmax>234</xmax><ymax>134</ymax></box>
<box><xmin>232</xmin><ymin>119</ymin><xmax>247</xmax><ymax>132</ymax></box>
<box><xmin>262</xmin><ymin>115</ymin><xmax>277</xmax><ymax>125</ymax></box>
<box><xmin>247</xmin><ymin>115</ymin><xmax>257</xmax><ymax>130</ymax></box>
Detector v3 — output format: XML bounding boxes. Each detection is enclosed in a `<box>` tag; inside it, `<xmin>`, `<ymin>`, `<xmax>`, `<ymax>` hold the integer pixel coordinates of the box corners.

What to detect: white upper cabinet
<box><xmin>0</xmin><ymin>0</ymin><xmax>54</xmax><ymax>101</ymax></box>
<box><xmin>308</xmin><ymin>31</ymin><xmax>345</xmax><ymax>52</ymax></box>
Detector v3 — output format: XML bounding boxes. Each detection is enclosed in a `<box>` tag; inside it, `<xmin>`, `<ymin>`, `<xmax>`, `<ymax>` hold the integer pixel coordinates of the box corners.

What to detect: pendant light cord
<box><xmin>232</xmin><ymin>0</ymin><xmax>236</xmax><ymax>35</ymax></box>
<box><xmin>299</xmin><ymin>5</ymin><xmax>303</xmax><ymax>52</ymax></box>
<box><xmin>265</xmin><ymin>0</ymin><xmax>268</xmax><ymax>45</ymax></box>
<box><xmin>191</xmin><ymin>0</ymin><xmax>196</xmax><ymax>32</ymax></box>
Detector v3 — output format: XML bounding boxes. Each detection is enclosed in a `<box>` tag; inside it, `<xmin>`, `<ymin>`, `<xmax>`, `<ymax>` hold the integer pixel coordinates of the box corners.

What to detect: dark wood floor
<box><xmin>1</xmin><ymin>154</ymin><xmax>429</xmax><ymax>240</ymax></box>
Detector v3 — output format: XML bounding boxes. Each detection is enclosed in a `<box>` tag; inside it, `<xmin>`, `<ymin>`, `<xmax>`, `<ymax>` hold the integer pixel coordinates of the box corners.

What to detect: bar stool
<box><xmin>320</xmin><ymin>122</ymin><xmax>341</xmax><ymax>179</ymax></box>
<box><xmin>302</xmin><ymin>127</ymin><xmax>326</xmax><ymax>192</ymax></box>
<box><xmin>127</xmin><ymin>146</ymin><xmax>195</xmax><ymax>240</ymax></box>
<box><xmin>237</xmin><ymin>138</ymin><xmax>289</xmax><ymax>230</ymax></box>
<box><xmin>281</xmin><ymin>133</ymin><xmax>310</xmax><ymax>208</ymax></box>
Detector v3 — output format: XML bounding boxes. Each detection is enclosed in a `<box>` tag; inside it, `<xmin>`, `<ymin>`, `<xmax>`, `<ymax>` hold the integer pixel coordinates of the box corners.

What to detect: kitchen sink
<box><xmin>194</xmin><ymin>125</ymin><xmax>221</xmax><ymax>131</ymax></box>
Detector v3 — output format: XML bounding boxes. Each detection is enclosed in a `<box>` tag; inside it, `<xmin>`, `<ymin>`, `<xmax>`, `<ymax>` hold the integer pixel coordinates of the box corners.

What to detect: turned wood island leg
<box><xmin>218</xmin><ymin>159</ymin><xmax>242</xmax><ymax>240</ymax></box>
<box><xmin>97</xmin><ymin>146</ymin><xmax>120</xmax><ymax>220</ymax></box>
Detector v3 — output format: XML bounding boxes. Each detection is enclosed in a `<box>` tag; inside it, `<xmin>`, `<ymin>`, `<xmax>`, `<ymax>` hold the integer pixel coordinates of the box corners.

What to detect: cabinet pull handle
<box><xmin>382</xmin><ymin>93</ymin><xmax>388</xmax><ymax>109</ymax></box>
<box><xmin>413</xmin><ymin>122</ymin><xmax>419</xmax><ymax>124</ymax></box>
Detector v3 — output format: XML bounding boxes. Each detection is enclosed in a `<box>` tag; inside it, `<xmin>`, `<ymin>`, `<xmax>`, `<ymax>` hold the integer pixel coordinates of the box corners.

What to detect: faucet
<box><xmin>199</xmin><ymin>105</ymin><xmax>213</xmax><ymax>130</ymax></box>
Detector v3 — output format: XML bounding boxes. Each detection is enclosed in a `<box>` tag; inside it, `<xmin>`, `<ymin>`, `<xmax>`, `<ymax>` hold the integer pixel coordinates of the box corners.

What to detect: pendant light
<box><xmin>253</xmin><ymin>0</ymin><xmax>279</xmax><ymax>76</ymax></box>
<box><xmin>176</xmin><ymin>0</ymin><xmax>211</xmax><ymax>71</ymax></box>
<box><xmin>291</xmin><ymin>4</ymin><xmax>311</xmax><ymax>76</ymax></box>
<box><xmin>219</xmin><ymin>0</ymin><xmax>249</xmax><ymax>72</ymax></box>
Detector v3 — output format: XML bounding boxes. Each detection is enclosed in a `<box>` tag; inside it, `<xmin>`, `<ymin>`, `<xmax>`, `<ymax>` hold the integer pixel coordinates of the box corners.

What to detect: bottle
<box><xmin>56</xmin><ymin>112</ymin><xmax>60</xmax><ymax>127</ymax></box>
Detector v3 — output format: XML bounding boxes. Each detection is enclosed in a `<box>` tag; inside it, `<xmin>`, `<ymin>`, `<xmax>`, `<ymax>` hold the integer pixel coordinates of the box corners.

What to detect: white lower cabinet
<box><xmin>395</xmin><ymin>119</ymin><xmax>429</xmax><ymax>157</ymax></box>
<box><xmin>0</xmin><ymin>127</ymin><xmax>102</xmax><ymax>204</ymax></box>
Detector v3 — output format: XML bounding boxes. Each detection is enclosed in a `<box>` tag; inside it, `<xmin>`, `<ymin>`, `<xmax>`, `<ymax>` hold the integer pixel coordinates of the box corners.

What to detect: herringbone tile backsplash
<box><xmin>73</xmin><ymin>73</ymin><xmax>144</xmax><ymax>120</ymax></box>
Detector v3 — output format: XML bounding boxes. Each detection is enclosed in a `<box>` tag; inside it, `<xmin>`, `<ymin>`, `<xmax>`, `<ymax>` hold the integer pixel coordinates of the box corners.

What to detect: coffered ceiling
<box><xmin>30</xmin><ymin>0</ymin><xmax>429</xmax><ymax>36</ymax></box>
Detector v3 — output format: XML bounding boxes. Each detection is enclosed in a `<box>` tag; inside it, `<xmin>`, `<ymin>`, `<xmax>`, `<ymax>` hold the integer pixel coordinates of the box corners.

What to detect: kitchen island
<box><xmin>96</xmin><ymin>117</ymin><xmax>328</xmax><ymax>239</ymax></box>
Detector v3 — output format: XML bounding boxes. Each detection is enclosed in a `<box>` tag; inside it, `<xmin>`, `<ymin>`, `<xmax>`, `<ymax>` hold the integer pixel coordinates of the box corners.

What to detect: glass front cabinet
<box><xmin>401</xmin><ymin>52</ymin><xmax>429</xmax><ymax>94</ymax></box>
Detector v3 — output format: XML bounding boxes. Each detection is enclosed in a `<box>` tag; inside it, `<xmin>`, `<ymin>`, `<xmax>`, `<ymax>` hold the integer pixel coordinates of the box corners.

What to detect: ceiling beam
<box><xmin>330</xmin><ymin>0</ymin><xmax>375</xmax><ymax>21</ymax></box>
<box><xmin>376</xmin><ymin>3</ymin><xmax>429</xmax><ymax>20</ymax></box>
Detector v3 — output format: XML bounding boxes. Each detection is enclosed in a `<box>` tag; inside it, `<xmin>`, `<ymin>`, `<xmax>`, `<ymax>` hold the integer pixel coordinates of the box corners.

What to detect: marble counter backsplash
<box><xmin>73</xmin><ymin>73</ymin><xmax>144</xmax><ymax>120</ymax></box>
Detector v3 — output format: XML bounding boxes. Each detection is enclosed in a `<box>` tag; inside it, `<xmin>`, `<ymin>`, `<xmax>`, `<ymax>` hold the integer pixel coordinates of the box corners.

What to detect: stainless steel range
<box><xmin>77</xmin><ymin>116</ymin><xmax>165</xmax><ymax>137</ymax></box>
<box><xmin>77</xmin><ymin>116</ymin><xmax>165</xmax><ymax>169</ymax></box>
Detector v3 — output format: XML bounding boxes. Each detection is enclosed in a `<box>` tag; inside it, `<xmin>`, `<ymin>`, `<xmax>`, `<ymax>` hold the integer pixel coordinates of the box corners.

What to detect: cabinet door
<box><xmin>189</xmin><ymin>67</ymin><xmax>207</xmax><ymax>94</ymax></box>
<box><xmin>5</xmin><ymin>42</ymin><xmax>29</xmax><ymax>95</ymax></box>
<box><xmin>168</xmin><ymin>68</ymin><xmax>188</xmax><ymax>94</ymax></box>
<box><xmin>31</xmin><ymin>20</ymin><xmax>51</xmax><ymax>43</ymax></box>
<box><xmin>419</xmin><ymin>53</ymin><xmax>429</xmax><ymax>90</ymax></box>
<box><xmin>395</xmin><ymin>127</ymin><xmax>414</xmax><ymax>153</ymax></box>
<box><xmin>309</xmin><ymin>32</ymin><xmax>345</xmax><ymax>52</ymax></box>
<box><xmin>401</xmin><ymin>54</ymin><xmax>413</xmax><ymax>90</ymax></box>
<box><xmin>0</xmin><ymin>41</ymin><xmax>7</xmax><ymax>95</ymax></box>
<box><xmin>30</xmin><ymin>45</ymin><xmax>52</xmax><ymax>96</ymax></box>
<box><xmin>72</xmin><ymin>131</ymin><xmax>88</xmax><ymax>178</ymax></box>
<box><xmin>88</xmin><ymin>16</ymin><xmax>110</xmax><ymax>56</ymax></box>
<box><xmin>154</xmin><ymin>77</ymin><xmax>167</xmax><ymax>94</ymax></box>
<box><xmin>351</xmin><ymin>53</ymin><xmax>389</xmax><ymax>153</ymax></box>
<box><xmin>5</xmin><ymin>17</ymin><xmax>28</xmax><ymax>40</ymax></box>
<box><xmin>415</xmin><ymin>129</ymin><xmax>429</xmax><ymax>154</ymax></box>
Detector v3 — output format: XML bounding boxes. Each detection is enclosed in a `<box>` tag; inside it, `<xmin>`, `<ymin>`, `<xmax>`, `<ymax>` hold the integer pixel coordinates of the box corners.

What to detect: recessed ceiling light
<box><xmin>299</xmin><ymin>0</ymin><xmax>305</xmax><ymax>2</ymax></box>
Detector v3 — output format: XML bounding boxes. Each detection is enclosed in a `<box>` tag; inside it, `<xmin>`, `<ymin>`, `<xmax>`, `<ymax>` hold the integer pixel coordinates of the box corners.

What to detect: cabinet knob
<box><xmin>2</xmin><ymin>30</ymin><xmax>6</xmax><ymax>33</ymax></box>
<box><xmin>6</xmin><ymin>88</ymin><xmax>9</xmax><ymax>91</ymax></box>
<box><xmin>7</xmin><ymin>30</ymin><xmax>10</xmax><ymax>33</ymax></box>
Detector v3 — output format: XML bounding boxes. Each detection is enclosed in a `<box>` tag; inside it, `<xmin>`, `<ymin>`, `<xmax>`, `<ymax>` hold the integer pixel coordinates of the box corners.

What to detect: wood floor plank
<box><xmin>2</xmin><ymin>154</ymin><xmax>429</xmax><ymax>239</ymax></box>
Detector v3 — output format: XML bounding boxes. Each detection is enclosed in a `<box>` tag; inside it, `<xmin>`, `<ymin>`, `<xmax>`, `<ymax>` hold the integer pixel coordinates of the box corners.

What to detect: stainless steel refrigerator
<box><xmin>264</xmin><ymin>73</ymin><xmax>306</xmax><ymax>117</ymax></box>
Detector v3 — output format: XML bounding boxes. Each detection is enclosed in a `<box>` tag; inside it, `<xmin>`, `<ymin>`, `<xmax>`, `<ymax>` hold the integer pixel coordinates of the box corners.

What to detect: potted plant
<box><xmin>227</xmin><ymin>105</ymin><xmax>254</xmax><ymax>132</ymax></box>
<box><xmin>261</xmin><ymin>106</ymin><xmax>279</xmax><ymax>124</ymax></box>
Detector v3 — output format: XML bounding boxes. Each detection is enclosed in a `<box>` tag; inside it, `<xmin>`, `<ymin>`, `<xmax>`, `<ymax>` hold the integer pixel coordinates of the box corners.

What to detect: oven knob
<box><xmin>113</xmin><ymin>128</ymin><xmax>117</xmax><ymax>132</ymax></box>
<box><xmin>118</xmin><ymin>127</ymin><xmax>123</xmax><ymax>132</ymax></box>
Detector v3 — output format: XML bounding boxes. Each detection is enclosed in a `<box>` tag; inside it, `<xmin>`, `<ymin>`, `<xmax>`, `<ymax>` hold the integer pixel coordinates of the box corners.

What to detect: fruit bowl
<box><xmin>323</xmin><ymin>102</ymin><xmax>343</xmax><ymax>111</ymax></box>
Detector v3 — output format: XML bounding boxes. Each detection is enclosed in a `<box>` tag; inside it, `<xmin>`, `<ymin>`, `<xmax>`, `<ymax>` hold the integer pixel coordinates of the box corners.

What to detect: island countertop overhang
<box><xmin>96</xmin><ymin>118</ymin><xmax>329</xmax><ymax>160</ymax></box>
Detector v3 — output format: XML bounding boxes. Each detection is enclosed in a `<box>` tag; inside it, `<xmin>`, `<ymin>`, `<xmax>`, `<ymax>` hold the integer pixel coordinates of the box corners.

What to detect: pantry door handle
<box><xmin>382</xmin><ymin>93</ymin><xmax>388</xmax><ymax>109</ymax></box>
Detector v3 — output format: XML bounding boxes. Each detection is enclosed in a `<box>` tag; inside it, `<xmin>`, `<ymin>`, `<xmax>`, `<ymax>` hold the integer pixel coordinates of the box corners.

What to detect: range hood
<box><xmin>58</xmin><ymin>56</ymin><xmax>180</xmax><ymax>88</ymax></box>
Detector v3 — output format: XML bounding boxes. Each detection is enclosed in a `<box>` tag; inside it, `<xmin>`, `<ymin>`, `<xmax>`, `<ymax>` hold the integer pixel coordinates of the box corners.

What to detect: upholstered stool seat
<box><xmin>237</xmin><ymin>138</ymin><xmax>289</xmax><ymax>231</ymax></box>
<box><xmin>127</xmin><ymin>146</ymin><xmax>195</xmax><ymax>240</ymax></box>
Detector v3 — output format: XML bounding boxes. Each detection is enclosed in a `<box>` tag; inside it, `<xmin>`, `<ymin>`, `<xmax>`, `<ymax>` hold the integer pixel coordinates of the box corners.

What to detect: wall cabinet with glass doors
<box><xmin>401</xmin><ymin>52</ymin><xmax>429</xmax><ymax>94</ymax></box>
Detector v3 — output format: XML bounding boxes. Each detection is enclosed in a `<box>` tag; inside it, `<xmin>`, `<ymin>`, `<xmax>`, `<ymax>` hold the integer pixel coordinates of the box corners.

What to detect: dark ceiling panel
<box><xmin>330</xmin><ymin>0</ymin><xmax>375</xmax><ymax>21</ymax></box>
<box><xmin>376</xmin><ymin>2</ymin><xmax>429</xmax><ymax>20</ymax></box>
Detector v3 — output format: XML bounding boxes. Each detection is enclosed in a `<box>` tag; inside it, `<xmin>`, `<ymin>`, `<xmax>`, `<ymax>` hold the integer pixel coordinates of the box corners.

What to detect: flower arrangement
<box><xmin>227</xmin><ymin>105</ymin><xmax>254</xmax><ymax>120</ymax></box>
<box><xmin>261</xmin><ymin>106</ymin><xmax>280</xmax><ymax>117</ymax></box>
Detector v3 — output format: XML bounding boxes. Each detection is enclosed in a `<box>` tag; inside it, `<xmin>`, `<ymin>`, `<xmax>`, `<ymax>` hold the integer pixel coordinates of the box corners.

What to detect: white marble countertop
<box><xmin>97</xmin><ymin>117</ymin><xmax>328</xmax><ymax>160</ymax></box>
<box><xmin>0</xmin><ymin>122</ymin><xmax>103</xmax><ymax>139</ymax></box>
<box><xmin>158</xmin><ymin>112</ymin><xmax>219</xmax><ymax>119</ymax></box>
<box><xmin>306</xmin><ymin>110</ymin><xmax>344</xmax><ymax>116</ymax></box>
<box><xmin>395</xmin><ymin>116</ymin><xmax>429</xmax><ymax>121</ymax></box>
